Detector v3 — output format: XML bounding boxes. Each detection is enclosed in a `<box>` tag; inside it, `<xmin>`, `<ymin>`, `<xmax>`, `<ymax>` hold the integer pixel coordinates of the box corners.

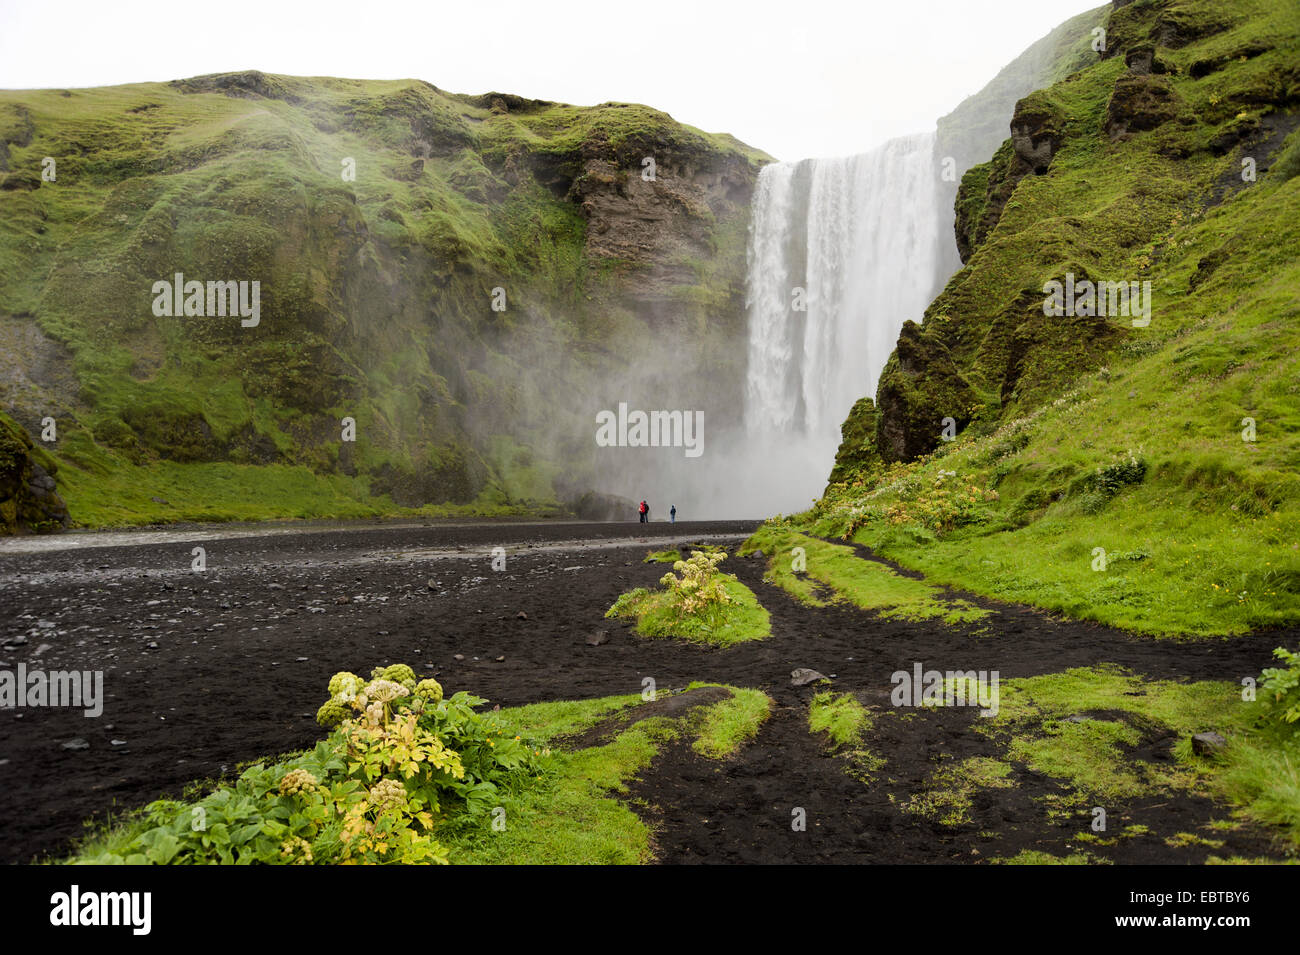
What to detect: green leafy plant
<box><xmin>67</xmin><ymin>666</ymin><xmax>549</xmax><ymax>865</ymax></box>
<box><xmin>1259</xmin><ymin>647</ymin><xmax>1300</xmax><ymax>733</ymax></box>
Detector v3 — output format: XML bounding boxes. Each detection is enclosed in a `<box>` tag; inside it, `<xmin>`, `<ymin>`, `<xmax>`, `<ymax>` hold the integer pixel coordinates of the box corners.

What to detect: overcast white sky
<box><xmin>0</xmin><ymin>0</ymin><xmax>1095</xmax><ymax>160</ymax></box>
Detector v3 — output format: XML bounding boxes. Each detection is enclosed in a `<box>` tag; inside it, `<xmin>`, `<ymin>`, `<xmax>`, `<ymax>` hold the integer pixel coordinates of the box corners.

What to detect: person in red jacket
<box><xmin>638</xmin><ymin>500</ymin><xmax>647</xmax><ymax>523</ymax></box>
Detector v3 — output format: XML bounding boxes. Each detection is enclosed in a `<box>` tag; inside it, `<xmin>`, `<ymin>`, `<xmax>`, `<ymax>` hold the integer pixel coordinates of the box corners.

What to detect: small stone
<box><xmin>753</xmin><ymin>550</ymin><xmax>765</xmax><ymax>559</ymax></box>
<box><xmin>219</xmin><ymin>601</ymin><xmax>231</xmax><ymax>610</ymax></box>
<box><xmin>162</xmin><ymin>581</ymin><xmax>174</xmax><ymax>591</ymax></box>
<box><xmin>296</xmin><ymin>656</ymin><xmax>309</xmax><ymax>662</ymax></box>
<box><xmin>586</xmin><ymin>630</ymin><xmax>610</xmax><ymax>647</ymax></box>
<box><xmin>516</xmin><ymin>611</ymin><xmax>528</xmax><ymax>620</ymax></box>
<box><xmin>335</xmin><ymin>595</ymin><xmax>351</xmax><ymax>605</ymax></box>
<box><xmin>33</xmin><ymin>643</ymin><xmax>51</xmax><ymax>657</ymax></box>
<box><xmin>150</xmin><ymin>496</ymin><xmax>169</xmax><ymax>505</ymax></box>
<box><xmin>61</xmin><ymin>738</ymin><xmax>90</xmax><ymax>751</ymax></box>
<box><xmin>495</xmin><ymin>655</ymin><xmax>505</xmax><ymax>662</ymax></box>
<box><xmin>427</xmin><ymin>579</ymin><xmax>437</xmax><ymax>590</ymax></box>
<box><xmin>790</xmin><ymin>668</ymin><xmax>828</xmax><ymax>687</ymax></box>
<box><xmin>453</xmin><ymin>654</ymin><xmax>465</xmax><ymax>661</ymax></box>
<box><xmin>148</xmin><ymin>641</ymin><xmax>159</xmax><ymax>649</ymax></box>
<box><xmin>111</xmin><ymin>739</ymin><xmax>127</xmax><ymax>746</ymax></box>
<box><xmin>1192</xmin><ymin>731</ymin><xmax>1227</xmax><ymax>756</ymax></box>
<box><xmin>269</xmin><ymin>583</ymin><xmax>285</xmax><ymax>591</ymax></box>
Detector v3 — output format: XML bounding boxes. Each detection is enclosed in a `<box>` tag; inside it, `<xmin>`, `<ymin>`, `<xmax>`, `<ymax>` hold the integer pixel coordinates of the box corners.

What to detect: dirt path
<box><xmin>0</xmin><ymin>519</ymin><xmax>1291</xmax><ymax>864</ymax></box>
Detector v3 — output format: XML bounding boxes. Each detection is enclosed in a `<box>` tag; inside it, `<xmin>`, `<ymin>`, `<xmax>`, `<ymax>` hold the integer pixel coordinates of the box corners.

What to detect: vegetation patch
<box><xmin>66</xmin><ymin>665</ymin><xmax>549</xmax><ymax>864</ymax></box>
<box><xmin>606</xmin><ymin>550</ymin><xmax>772</xmax><ymax>646</ymax></box>
<box><xmin>809</xmin><ymin>691</ymin><xmax>885</xmax><ymax>783</ymax></box>
<box><xmin>643</xmin><ymin>548</ymin><xmax>682</xmax><ymax>563</ymax></box>
<box><xmin>905</xmin><ymin>756</ymin><xmax>1016</xmax><ymax>826</ymax></box>
<box><xmin>981</xmin><ymin>662</ymin><xmax>1300</xmax><ymax>852</ymax></box>
<box><xmin>742</xmin><ymin>524</ymin><xmax>988</xmax><ymax>625</ymax></box>
<box><xmin>63</xmin><ymin>674</ymin><xmax>772</xmax><ymax>865</ymax></box>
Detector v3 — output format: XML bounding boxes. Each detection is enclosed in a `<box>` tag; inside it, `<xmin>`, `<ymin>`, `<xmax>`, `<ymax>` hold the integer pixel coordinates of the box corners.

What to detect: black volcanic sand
<box><xmin>0</xmin><ymin>518</ymin><xmax>1293</xmax><ymax>865</ymax></box>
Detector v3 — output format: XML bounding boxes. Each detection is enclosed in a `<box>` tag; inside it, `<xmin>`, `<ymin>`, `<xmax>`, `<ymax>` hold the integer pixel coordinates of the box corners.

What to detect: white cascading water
<box><xmin>741</xmin><ymin>131</ymin><xmax>949</xmax><ymax>513</ymax></box>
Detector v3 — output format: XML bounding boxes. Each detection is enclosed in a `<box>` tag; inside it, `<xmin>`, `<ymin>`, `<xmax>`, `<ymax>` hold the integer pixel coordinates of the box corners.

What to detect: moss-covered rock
<box><xmin>875</xmin><ymin>322</ymin><xmax>980</xmax><ymax>463</ymax></box>
<box><xmin>0</xmin><ymin>412</ymin><xmax>70</xmax><ymax>534</ymax></box>
<box><xmin>827</xmin><ymin>397</ymin><xmax>880</xmax><ymax>484</ymax></box>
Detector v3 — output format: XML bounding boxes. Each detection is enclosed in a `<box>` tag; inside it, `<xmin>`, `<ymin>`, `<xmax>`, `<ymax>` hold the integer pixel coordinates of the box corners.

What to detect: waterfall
<box><xmin>741</xmin><ymin>131</ymin><xmax>950</xmax><ymax>508</ymax></box>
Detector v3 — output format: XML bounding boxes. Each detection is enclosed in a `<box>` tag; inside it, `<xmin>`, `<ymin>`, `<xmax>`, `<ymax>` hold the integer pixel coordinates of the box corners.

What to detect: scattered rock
<box><xmin>586</xmin><ymin>630</ymin><xmax>610</xmax><ymax>647</ymax></box>
<box><xmin>335</xmin><ymin>595</ymin><xmax>351</xmax><ymax>605</ymax></box>
<box><xmin>150</xmin><ymin>496</ymin><xmax>169</xmax><ymax>505</ymax></box>
<box><xmin>111</xmin><ymin>739</ymin><xmax>127</xmax><ymax>746</ymax></box>
<box><xmin>427</xmin><ymin>579</ymin><xmax>437</xmax><ymax>590</ymax></box>
<box><xmin>1192</xmin><ymin>731</ymin><xmax>1227</xmax><ymax>756</ymax></box>
<box><xmin>296</xmin><ymin>656</ymin><xmax>309</xmax><ymax>662</ymax></box>
<box><xmin>61</xmin><ymin>738</ymin><xmax>90</xmax><ymax>751</ymax></box>
<box><xmin>495</xmin><ymin>655</ymin><xmax>505</xmax><ymax>662</ymax></box>
<box><xmin>453</xmin><ymin>654</ymin><xmax>465</xmax><ymax>661</ymax></box>
<box><xmin>515</xmin><ymin>611</ymin><xmax>528</xmax><ymax>620</ymax></box>
<box><xmin>791</xmin><ymin>668</ymin><xmax>828</xmax><ymax>686</ymax></box>
<box><xmin>269</xmin><ymin>583</ymin><xmax>285</xmax><ymax>591</ymax></box>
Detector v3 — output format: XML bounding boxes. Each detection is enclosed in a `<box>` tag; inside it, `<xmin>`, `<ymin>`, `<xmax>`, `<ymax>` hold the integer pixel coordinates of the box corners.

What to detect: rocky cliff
<box><xmin>0</xmin><ymin>73</ymin><xmax>769</xmax><ymax>530</ymax></box>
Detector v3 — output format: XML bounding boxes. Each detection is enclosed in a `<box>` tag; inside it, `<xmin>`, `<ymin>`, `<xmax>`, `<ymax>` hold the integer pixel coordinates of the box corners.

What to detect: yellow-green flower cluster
<box><xmin>367</xmin><ymin>777</ymin><xmax>408</xmax><ymax>814</ymax></box>
<box><xmin>315</xmin><ymin>696</ymin><xmax>351</xmax><ymax>728</ymax></box>
<box><xmin>278</xmin><ymin>768</ymin><xmax>319</xmax><ymax>796</ymax></box>
<box><xmin>371</xmin><ymin>664</ymin><xmax>417</xmax><ymax>689</ymax></box>
<box><xmin>414</xmin><ymin>678</ymin><xmax>444</xmax><ymax>703</ymax></box>
<box><xmin>328</xmin><ymin>671</ymin><xmax>364</xmax><ymax>698</ymax></box>
<box><xmin>659</xmin><ymin>550</ymin><xmax>732</xmax><ymax>614</ymax></box>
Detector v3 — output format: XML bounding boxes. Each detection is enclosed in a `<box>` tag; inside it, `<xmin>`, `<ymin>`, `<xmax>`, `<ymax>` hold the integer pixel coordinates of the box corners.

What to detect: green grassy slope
<box><xmin>0</xmin><ymin>73</ymin><xmax>769</xmax><ymax>529</ymax></box>
<box><xmin>800</xmin><ymin>0</ymin><xmax>1300</xmax><ymax>636</ymax></box>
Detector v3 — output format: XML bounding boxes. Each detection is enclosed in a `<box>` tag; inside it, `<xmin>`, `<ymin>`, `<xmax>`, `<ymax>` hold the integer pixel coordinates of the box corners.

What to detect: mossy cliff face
<box><xmin>804</xmin><ymin>0</ymin><xmax>1300</xmax><ymax>637</ymax></box>
<box><xmin>860</xmin><ymin>0</ymin><xmax>1300</xmax><ymax>466</ymax></box>
<box><xmin>0</xmin><ymin>412</ymin><xmax>69</xmax><ymax>533</ymax></box>
<box><xmin>0</xmin><ymin>74</ymin><xmax>769</xmax><ymax>528</ymax></box>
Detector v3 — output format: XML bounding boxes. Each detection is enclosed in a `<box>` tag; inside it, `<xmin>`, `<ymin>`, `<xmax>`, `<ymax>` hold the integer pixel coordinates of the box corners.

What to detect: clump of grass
<box><xmin>643</xmin><ymin>549</ymin><xmax>681</xmax><ymax>563</ymax></box>
<box><xmin>690</xmin><ymin>686</ymin><xmax>772</xmax><ymax>759</ymax></box>
<box><xmin>809</xmin><ymin>691</ymin><xmax>870</xmax><ymax>749</ymax></box>
<box><xmin>809</xmin><ymin>691</ymin><xmax>885</xmax><ymax>783</ymax></box>
<box><xmin>993</xmin><ymin>850</ymin><xmax>1104</xmax><ymax>865</ymax></box>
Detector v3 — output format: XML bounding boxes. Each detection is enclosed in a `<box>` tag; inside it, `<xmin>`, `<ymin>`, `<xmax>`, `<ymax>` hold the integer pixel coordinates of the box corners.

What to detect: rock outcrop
<box><xmin>0</xmin><ymin>413</ymin><xmax>70</xmax><ymax>534</ymax></box>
